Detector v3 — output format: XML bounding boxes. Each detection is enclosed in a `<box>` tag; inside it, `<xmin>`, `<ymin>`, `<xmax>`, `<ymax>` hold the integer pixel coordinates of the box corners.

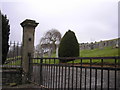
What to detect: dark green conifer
<box><xmin>58</xmin><ymin>30</ymin><xmax>79</xmax><ymax>62</ymax></box>
<box><xmin>2</xmin><ymin>13</ymin><xmax>10</xmax><ymax>64</ymax></box>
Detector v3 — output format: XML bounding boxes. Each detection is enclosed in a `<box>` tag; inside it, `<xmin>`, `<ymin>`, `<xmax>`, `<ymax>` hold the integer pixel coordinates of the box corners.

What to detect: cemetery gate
<box><xmin>2</xmin><ymin>42</ymin><xmax>22</xmax><ymax>85</ymax></box>
<box><xmin>29</xmin><ymin>56</ymin><xmax>120</xmax><ymax>89</ymax></box>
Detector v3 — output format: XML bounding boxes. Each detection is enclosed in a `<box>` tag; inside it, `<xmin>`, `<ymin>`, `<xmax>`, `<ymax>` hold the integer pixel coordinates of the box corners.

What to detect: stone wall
<box><xmin>2</xmin><ymin>68</ymin><xmax>22</xmax><ymax>85</ymax></box>
<box><xmin>80</xmin><ymin>38</ymin><xmax>120</xmax><ymax>50</ymax></box>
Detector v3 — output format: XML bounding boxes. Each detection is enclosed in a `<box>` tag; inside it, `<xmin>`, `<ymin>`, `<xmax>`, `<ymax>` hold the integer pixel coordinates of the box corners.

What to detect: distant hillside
<box><xmin>43</xmin><ymin>38</ymin><xmax>120</xmax><ymax>58</ymax></box>
<box><xmin>80</xmin><ymin>38</ymin><xmax>120</xmax><ymax>50</ymax></box>
<box><xmin>80</xmin><ymin>46</ymin><xmax>119</xmax><ymax>57</ymax></box>
<box><xmin>49</xmin><ymin>46</ymin><xmax>119</xmax><ymax>57</ymax></box>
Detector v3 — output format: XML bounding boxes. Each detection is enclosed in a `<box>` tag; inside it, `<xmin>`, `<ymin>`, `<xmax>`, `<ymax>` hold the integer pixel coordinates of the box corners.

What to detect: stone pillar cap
<box><xmin>20</xmin><ymin>19</ymin><xmax>39</xmax><ymax>27</ymax></box>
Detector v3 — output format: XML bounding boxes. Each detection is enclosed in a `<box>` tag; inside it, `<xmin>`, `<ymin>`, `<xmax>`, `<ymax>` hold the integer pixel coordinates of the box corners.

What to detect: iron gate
<box><xmin>2</xmin><ymin>42</ymin><xmax>22</xmax><ymax>86</ymax></box>
<box><xmin>29</xmin><ymin>57</ymin><xmax>120</xmax><ymax>89</ymax></box>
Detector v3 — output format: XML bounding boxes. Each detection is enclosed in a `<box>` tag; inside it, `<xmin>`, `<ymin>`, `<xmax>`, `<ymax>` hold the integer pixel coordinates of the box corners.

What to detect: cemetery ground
<box><xmin>3</xmin><ymin>46</ymin><xmax>119</xmax><ymax>89</ymax></box>
<box><xmin>5</xmin><ymin>46</ymin><xmax>119</xmax><ymax>66</ymax></box>
<box><xmin>33</xmin><ymin>46</ymin><xmax>119</xmax><ymax>64</ymax></box>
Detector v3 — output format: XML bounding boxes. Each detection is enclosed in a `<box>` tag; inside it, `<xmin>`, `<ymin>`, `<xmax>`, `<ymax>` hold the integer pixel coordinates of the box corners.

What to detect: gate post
<box><xmin>20</xmin><ymin>19</ymin><xmax>39</xmax><ymax>83</ymax></box>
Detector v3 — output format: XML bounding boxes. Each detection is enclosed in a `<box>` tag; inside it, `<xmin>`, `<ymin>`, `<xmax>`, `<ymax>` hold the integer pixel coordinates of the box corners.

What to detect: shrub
<box><xmin>58</xmin><ymin>30</ymin><xmax>79</xmax><ymax>62</ymax></box>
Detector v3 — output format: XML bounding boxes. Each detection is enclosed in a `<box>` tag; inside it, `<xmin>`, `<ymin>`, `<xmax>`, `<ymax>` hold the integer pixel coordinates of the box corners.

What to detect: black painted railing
<box><xmin>30</xmin><ymin>56</ymin><xmax>120</xmax><ymax>89</ymax></box>
<box><xmin>2</xmin><ymin>42</ymin><xmax>22</xmax><ymax>85</ymax></box>
<box><xmin>3</xmin><ymin>41</ymin><xmax>22</xmax><ymax>67</ymax></box>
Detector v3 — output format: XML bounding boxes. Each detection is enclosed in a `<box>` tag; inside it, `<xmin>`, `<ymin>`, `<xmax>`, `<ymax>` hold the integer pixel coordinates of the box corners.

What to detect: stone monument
<box><xmin>20</xmin><ymin>19</ymin><xmax>39</xmax><ymax>83</ymax></box>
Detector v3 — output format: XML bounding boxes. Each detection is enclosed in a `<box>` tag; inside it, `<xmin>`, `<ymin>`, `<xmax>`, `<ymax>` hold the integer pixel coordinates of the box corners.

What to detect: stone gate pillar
<box><xmin>20</xmin><ymin>19</ymin><xmax>39</xmax><ymax>83</ymax></box>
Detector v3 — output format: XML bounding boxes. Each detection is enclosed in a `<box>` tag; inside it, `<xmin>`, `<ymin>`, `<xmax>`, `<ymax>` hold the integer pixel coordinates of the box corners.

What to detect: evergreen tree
<box><xmin>2</xmin><ymin>13</ymin><xmax>10</xmax><ymax>64</ymax></box>
<box><xmin>58</xmin><ymin>30</ymin><xmax>79</xmax><ymax>62</ymax></box>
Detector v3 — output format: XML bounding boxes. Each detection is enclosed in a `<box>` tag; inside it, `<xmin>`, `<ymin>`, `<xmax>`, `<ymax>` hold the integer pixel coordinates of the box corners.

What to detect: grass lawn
<box><xmin>5</xmin><ymin>46</ymin><xmax>119</xmax><ymax>65</ymax></box>
<box><xmin>33</xmin><ymin>46</ymin><xmax>119</xmax><ymax>64</ymax></box>
<box><xmin>80</xmin><ymin>46</ymin><xmax>119</xmax><ymax>57</ymax></box>
<box><xmin>5</xmin><ymin>60</ymin><xmax>22</xmax><ymax>66</ymax></box>
<box><xmin>4</xmin><ymin>56</ymin><xmax>22</xmax><ymax>66</ymax></box>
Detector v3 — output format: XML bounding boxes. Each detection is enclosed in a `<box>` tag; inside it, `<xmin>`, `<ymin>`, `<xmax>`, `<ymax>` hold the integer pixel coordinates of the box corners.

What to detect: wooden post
<box><xmin>20</xmin><ymin>19</ymin><xmax>38</xmax><ymax>83</ymax></box>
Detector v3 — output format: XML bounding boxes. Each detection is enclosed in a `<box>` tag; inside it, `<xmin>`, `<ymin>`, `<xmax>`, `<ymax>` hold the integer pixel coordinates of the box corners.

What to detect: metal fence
<box><xmin>4</xmin><ymin>41</ymin><xmax>22</xmax><ymax>67</ymax></box>
<box><xmin>30</xmin><ymin>57</ymin><xmax>120</xmax><ymax>89</ymax></box>
<box><xmin>2</xmin><ymin>42</ymin><xmax>22</xmax><ymax>85</ymax></box>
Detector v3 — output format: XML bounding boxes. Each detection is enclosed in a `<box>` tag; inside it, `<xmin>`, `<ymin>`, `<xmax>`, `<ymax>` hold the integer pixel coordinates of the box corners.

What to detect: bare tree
<box><xmin>38</xmin><ymin>29</ymin><xmax>61</xmax><ymax>57</ymax></box>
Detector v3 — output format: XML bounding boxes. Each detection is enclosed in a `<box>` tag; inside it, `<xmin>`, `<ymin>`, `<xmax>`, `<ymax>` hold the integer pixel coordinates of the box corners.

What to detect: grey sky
<box><xmin>1</xmin><ymin>0</ymin><xmax>119</xmax><ymax>46</ymax></box>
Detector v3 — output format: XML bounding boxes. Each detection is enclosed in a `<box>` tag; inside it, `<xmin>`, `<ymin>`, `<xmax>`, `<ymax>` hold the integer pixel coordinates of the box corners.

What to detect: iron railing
<box><xmin>2</xmin><ymin>42</ymin><xmax>22</xmax><ymax>86</ymax></box>
<box><xmin>30</xmin><ymin>57</ymin><xmax>120</xmax><ymax>89</ymax></box>
<box><xmin>3</xmin><ymin>41</ymin><xmax>22</xmax><ymax>67</ymax></box>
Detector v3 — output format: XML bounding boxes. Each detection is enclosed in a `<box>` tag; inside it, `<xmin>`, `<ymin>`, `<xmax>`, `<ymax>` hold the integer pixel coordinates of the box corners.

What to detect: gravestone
<box><xmin>20</xmin><ymin>19</ymin><xmax>39</xmax><ymax>83</ymax></box>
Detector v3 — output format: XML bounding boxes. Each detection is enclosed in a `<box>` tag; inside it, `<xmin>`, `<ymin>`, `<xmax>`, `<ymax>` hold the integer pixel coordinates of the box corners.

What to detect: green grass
<box><xmin>48</xmin><ymin>46</ymin><xmax>119</xmax><ymax>58</ymax></box>
<box><xmin>71</xmin><ymin>46</ymin><xmax>119</xmax><ymax>63</ymax></box>
<box><xmin>6</xmin><ymin>56</ymin><xmax>21</xmax><ymax>60</ymax></box>
<box><xmin>67</xmin><ymin>59</ymin><xmax>119</xmax><ymax>64</ymax></box>
<box><xmin>80</xmin><ymin>46</ymin><xmax>119</xmax><ymax>57</ymax></box>
<box><xmin>4</xmin><ymin>56</ymin><xmax>22</xmax><ymax>66</ymax></box>
<box><xmin>33</xmin><ymin>59</ymin><xmax>59</xmax><ymax>64</ymax></box>
<box><xmin>43</xmin><ymin>46</ymin><xmax>119</xmax><ymax>64</ymax></box>
<box><xmin>5</xmin><ymin>46</ymin><xmax>119</xmax><ymax>65</ymax></box>
<box><xmin>6</xmin><ymin>60</ymin><xmax>21</xmax><ymax>66</ymax></box>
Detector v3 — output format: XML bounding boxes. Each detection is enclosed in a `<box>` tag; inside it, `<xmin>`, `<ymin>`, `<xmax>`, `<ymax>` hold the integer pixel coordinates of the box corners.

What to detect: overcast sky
<box><xmin>1</xmin><ymin>0</ymin><xmax>119</xmax><ymax>46</ymax></box>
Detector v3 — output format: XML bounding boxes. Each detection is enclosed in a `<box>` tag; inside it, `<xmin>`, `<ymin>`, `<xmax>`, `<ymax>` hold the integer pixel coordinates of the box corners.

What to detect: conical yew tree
<box><xmin>58</xmin><ymin>30</ymin><xmax>79</xmax><ymax>62</ymax></box>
